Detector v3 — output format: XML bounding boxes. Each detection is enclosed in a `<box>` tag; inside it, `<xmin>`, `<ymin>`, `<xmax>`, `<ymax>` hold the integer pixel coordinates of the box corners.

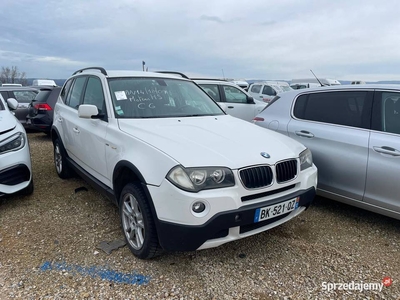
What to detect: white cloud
<box><xmin>0</xmin><ymin>0</ymin><xmax>399</xmax><ymax>81</ymax></box>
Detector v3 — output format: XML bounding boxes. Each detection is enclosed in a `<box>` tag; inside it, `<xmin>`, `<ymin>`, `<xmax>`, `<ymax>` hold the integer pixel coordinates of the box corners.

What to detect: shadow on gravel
<box><xmin>26</xmin><ymin>131</ymin><xmax>51</xmax><ymax>140</ymax></box>
<box><xmin>311</xmin><ymin>195</ymin><xmax>400</xmax><ymax>232</ymax></box>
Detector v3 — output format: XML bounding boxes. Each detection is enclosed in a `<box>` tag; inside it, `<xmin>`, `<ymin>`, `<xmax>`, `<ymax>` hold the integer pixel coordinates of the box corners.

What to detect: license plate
<box><xmin>254</xmin><ymin>197</ymin><xmax>300</xmax><ymax>223</ymax></box>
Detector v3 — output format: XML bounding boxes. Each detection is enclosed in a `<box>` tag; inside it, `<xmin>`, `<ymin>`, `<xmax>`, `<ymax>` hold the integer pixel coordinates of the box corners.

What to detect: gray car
<box><xmin>253</xmin><ymin>84</ymin><xmax>400</xmax><ymax>220</ymax></box>
<box><xmin>0</xmin><ymin>87</ymin><xmax>39</xmax><ymax>128</ymax></box>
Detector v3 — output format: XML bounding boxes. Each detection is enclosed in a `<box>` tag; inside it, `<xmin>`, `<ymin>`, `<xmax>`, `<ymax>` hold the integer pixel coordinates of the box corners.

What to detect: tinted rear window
<box><xmin>293</xmin><ymin>91</ymin><xmax>371</xmax><ymax>129</ymax></box>
<box><xmin>34</xmin><ymin>90</ymin><xmax>52</xmax><ymax>102</ymax></box>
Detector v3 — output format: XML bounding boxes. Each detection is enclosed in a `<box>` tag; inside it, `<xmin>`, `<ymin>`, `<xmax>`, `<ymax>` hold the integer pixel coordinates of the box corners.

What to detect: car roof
<box><xmin>0</xmin><ymin>86</ymin><xmax>39</xmax><ymax>91</ymax></box>
<box><xmin>194</xmin><ymin>79</ymin><xmax>238</xmax><ymax>85</ymax></box>
<box><xmin>71</xmin><ymin>69</ymin><xmax>191</xmax><ymax>81</ymax></box>
<box><xmin>278</xmin><ymin>84</ymin><xmax>400</xmax><ymax>98</ymax></box>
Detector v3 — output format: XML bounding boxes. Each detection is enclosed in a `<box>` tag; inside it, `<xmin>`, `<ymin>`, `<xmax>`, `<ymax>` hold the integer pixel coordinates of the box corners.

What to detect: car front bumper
<box><xmin>155</xmin><ymin>186</ymin><xmax>315</xmax><ymax>251</ymax></box>
<box><xmin>0</xmin><ymin>137</ymin><xmax>32</xmax><ymax>195</ymax></box>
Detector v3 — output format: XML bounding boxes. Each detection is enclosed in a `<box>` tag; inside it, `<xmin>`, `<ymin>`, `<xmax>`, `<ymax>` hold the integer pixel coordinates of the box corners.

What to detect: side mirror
<box><xmin>7</xmin><ymin>98</ymin><xmax>18</xmax><ymax>110</ymax></box>
<box><xmin>247</xmin><ymin>96</ymin><xmax>255</xmax><ymax>104</ymax></box>
<box><xmin>217</xmin><ymin>102</ymin><xmax>228</xmax><ymax>113</ymax></box>
<box><xmin>78</xmin><ymin>104</ymin><xmax>99</xmax><ymax>118</ymax></box>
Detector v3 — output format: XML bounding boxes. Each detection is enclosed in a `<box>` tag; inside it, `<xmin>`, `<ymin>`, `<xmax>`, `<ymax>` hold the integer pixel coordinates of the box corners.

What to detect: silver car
<box><xmin>253</xmin><ymin>84</ymin><xmax>400</xmax><ymax>220</ymax></box>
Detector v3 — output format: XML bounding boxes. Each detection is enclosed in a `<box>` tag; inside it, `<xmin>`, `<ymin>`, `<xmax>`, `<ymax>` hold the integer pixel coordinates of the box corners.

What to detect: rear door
<box><xmin>248</xmin><ymin>84</ymin><xmax>262</xmax><ymax>100</ymax></box>
<box><xmin>260</xmin><ymin>85</ymin><xmax>277</xmax><ymax>104</ymax></box>
<box><xmin>364</xmin><ymin>90</ymin><xmax>400</xmax><ymax>213</ymax></box>
<box><xmin>287</xmin><ymin>90</ymin><xmax>373</xmax><ymax>200</ymax></box>
<box><xmin>220</xmin><ymin>84</ymin><xmax>257</xmax><ymax>121</ymax></box>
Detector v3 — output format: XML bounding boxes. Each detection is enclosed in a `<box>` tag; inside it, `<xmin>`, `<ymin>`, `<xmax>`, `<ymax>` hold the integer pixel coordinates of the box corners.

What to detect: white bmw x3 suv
<box><xmin>51</xmin><ymin>67</ymin><xmax>317</xmax><ymax>259</ymax></box>
<box><xmin>0</xmin><ymin>95</ymin><xmax>33</xmax><ymax>196</ymax></box>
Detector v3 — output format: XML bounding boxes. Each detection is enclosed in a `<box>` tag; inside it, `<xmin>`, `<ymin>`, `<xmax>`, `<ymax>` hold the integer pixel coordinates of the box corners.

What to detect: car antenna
<box><xmin>310</xmin><ymin>69</ymin><xmax>326</xmax><ymax>86</ymax></box>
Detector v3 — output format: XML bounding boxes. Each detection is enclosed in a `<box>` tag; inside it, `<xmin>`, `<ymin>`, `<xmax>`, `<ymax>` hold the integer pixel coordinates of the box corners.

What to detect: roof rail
<box><xmin>156</xmin><ymin>71</ymin><xmax>189</xmax><ymax>79</ymax></box>
<box><xmin>73</xmin><ymin>67</ymin><xmax>107</xmax><ymax>76</ymax></box>
<box><xmin>191</xmin><ymin>78</ymin><xmax>227</xmax><ymax>82</ymax></box>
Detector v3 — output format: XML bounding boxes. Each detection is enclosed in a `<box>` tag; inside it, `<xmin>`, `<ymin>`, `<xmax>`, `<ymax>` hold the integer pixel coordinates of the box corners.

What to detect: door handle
<box><xmin>295</xmin><ymin>130</ymin><xmax>314</xmax><ymax>138</ymax></box>
<box><xmin>227</xmin><ymin>106</ymin><xmax>234</xmax><ymax>109</ymax></box>
<box><xmin>73</xmin><ymin>127</ymin><xmax>80</xmax><ymax>134</ymax></box>
<box><xmin>373</xmin><ymin>146</ymin><xmax>400</xmax><ymax>156</ymax></box>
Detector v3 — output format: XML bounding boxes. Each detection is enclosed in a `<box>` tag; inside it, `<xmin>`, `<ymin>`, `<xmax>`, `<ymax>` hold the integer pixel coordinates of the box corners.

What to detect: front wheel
<box><xmin>119</xmin><ymin>183</ymin><xmax>162</xmax><ymax>259</ymax></box>
<box><xmin>54</xmin><ymin>138</ymin><xmax>72</xmax><ymax>179</ymax></box>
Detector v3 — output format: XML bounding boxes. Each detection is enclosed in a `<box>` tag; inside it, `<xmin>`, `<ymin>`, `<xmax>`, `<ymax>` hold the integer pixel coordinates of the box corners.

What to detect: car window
<box><xmin>66</xmin><ymin>77</ymin><xmax>87</xmax><ymax>109</ymax></box>
<box><xmin>372</xmin><ymin>91</ymin><xmax>400</xmax><ymax>134</ymax></box>
<box><xmin>198</xmin><ymin>84</ymin><xmax>221</xmax><ymax>102</ymax></box>
<box><xmin>262</xmin><ymin>85</ymin><xmax>276</xmax><ymax>96</ymax></box>
<box><xmin>280</xmin><ymin>85</ymin><xmax>292</xmax><ymax>92</ymax></box>
<box><xmin>34</xmin><ymin>90</ymin><xmax>52</xmax><ymax>103</ymax></box>
<box><xmin>250</xmin><ymin>84</ymin><xmax>261</xmax><ymax>93</ymax></box>
<box><xmin>293</xmin><ymin>91</ymin><xmax>371</xmax><ymax>128</ymax></box>
<box><xmin>12</xmin><ymin>91</ymin><xmax>38</xmax><ymax>103</ymax></box>
<box><xmin>83</xmin><ymin>77</ymin><xmax>106</xmax><ymax>114</ymax></box>
<box><xmin>60</xmin><ymin>79</ymin><xmax>73</xmax><ymax>103</ymax></box>
<box><xmin>0</xmin><ymin>91</ymin><xmax>8</xmax><ymax>101</ymax></box>
<box><xmin>222</xmin><ymin>85</ymin><xmax>248</xmax><ymax>103</ymax></box>
<box><xmin>108</xmin><ymin>78</ymin><xmax>224</xmax><ymax>118</ymax></box>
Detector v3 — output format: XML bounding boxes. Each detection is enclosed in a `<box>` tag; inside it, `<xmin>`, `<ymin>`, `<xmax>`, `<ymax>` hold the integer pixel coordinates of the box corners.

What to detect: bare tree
<box><xmin>0</xmin><ymin>66</ymin><xmax>27</xmax><ymax>86</ymax></box>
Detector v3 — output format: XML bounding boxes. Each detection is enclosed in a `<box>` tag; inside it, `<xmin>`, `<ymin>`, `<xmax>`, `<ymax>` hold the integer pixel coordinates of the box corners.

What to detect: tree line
<box><xmin>0</xmin><ymin>66</ymin><xmax>27</xmax><ymax>85</ymax></box>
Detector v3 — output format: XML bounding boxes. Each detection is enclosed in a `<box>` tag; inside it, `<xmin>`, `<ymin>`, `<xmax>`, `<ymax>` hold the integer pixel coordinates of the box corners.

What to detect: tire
<box><xmin>21</xmin><ymin>178</ymin><xmax>34</xmax><ymax>195</ymax></box>
<box><xmin>54</xmin><ymin>138</ymin><xmax>72</xmax><ymax>179</ymax></box>
<box><xmin>119</xmin><ymin>182</ymin><xmax>162</xmax><ymax>259</ymax></box>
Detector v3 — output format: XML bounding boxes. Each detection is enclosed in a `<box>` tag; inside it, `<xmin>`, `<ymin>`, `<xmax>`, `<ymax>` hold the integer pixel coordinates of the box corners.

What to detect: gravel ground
<box><xmin>0</xmin><ymin>132</ymin><xmax>399</xmax><ymax>300</ymax></box>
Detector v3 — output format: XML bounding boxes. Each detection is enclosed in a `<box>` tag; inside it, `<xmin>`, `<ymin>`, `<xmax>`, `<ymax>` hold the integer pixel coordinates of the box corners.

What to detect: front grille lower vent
<box><xmin>239</xmin><ymin>166</ymin><xmax>273</xmax><ymax>189</ymax></box>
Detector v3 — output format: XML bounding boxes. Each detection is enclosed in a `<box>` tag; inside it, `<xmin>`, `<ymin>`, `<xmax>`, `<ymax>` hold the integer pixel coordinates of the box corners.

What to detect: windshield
<box><xmin>280</xmin><ymin>85</ymin><xmax>292</xmax><ymax>92</ymax></box>
<box><xmin>108</xmin><ymin>78</ymin><xmax>224</xmax><ymax>118</ymax></box>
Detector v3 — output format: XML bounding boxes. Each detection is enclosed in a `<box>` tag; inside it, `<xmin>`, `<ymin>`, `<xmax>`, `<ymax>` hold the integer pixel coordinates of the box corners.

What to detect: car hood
<box><xmin>117</xmin><ymin>115</ymin><xmax>306</xmax><ymax>169</ymax></box>
<box><xmin>0</xmin><ymin>111</ymin><xmax>17</xmax><ymax>134</ymax></box>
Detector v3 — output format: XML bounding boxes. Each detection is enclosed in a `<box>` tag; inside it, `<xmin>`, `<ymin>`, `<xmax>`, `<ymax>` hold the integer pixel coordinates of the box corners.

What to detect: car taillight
<box><xmin>253</xmin><ymin>117</ymin><xmax>264</xmax><ymax>123</ymax></box>
<box><xmin>34</xmin><ymin>103</ymin><xmax>52</xmax><ymax>111</ymax></box>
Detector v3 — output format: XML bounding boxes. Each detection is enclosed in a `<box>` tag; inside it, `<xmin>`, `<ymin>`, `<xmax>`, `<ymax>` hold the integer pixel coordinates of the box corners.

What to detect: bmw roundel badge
<box><xmin>260</xmin><ymin>152</ymin><xmax>270</xmax><ymax>159</ymax></box>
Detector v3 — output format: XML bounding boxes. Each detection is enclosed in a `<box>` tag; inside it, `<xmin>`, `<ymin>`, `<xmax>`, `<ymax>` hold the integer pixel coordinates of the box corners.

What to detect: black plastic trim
<box><xmin>155</xmin><ymin>71</ymin><xmax>189</xmax><ymax>79</ymax></box>
<box><xmin>66</xmin><ymin>157</ymin><xmax>116</xmax><ymax>203</ymax></box>
<box><xmin>73</xmin><ymin>67</ymin><xmax>107</xmax><ymax>76</ymax></box>
<box><xmin>156</xmin><ymin>187</ymin><xmax>316</xmax><ymax>251</ymax></box>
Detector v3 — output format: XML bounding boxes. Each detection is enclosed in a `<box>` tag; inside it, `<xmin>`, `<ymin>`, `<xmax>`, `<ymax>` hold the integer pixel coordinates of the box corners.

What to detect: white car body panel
<box><xmin>0</xmin><ymin>97</ymin><xmax>32</xmax><ymax>195</ymax></box>
<box><xmin>117</xmin><ymin>115</ymin><xmax>305</xmax><ymax>171</ymax></box>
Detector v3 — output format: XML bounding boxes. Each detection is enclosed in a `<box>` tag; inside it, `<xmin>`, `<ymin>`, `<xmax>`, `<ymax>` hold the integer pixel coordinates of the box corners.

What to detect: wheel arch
<box><xmin>113</xmin><ymin>160</ymin><xmax>147</xmax><ymax>199</ymax></box>
<box><xmin>112</xmin><ymin>160</ymin><xmax>162</xmax><ymax>234</ymax></box>
<box><xmin>51</xmin><ymin>126</ymin><xmax>61</xmax><ymax>145</ymax></box>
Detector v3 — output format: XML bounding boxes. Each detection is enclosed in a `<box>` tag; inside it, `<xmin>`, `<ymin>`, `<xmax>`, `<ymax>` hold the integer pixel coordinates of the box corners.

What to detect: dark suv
<box><xmin>27</xmin><ymin>86</ymin><xmax>61</xmax><ymax>134</ymax></box>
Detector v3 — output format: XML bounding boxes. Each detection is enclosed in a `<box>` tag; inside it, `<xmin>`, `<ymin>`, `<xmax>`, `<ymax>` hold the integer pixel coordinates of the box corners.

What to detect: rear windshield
<box><xmin>34</xmin><ymin>90</ymin><xmax>52</xmax><ymax>102</ymax></box>
<box><xmin>108</xmin><ymin>77</ymin><xmax>224</xmax><ymax>118</ymax></box>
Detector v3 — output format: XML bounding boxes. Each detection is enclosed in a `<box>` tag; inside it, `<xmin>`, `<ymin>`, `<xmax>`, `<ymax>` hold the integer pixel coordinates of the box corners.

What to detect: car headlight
<box><xmin>299</xmin><ymin>148</ymin><xmax>313</xmax><ymax>171</ymax></box>
<box><xmin>167</xmin><ymin>166</ymin><xmax>235</xmax><ymax>192</ymax></box>
<box><xmin>0</xmin><ymin>132</ymin><xmax>25</xmax><ymax>154</ymax></box>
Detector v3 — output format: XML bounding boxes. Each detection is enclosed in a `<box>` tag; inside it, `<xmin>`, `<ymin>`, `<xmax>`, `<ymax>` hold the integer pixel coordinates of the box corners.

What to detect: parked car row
<box><xmin>3</xmin><ymin>67</ymin><xmax>400</xmax><ymax>261</ymax></box>
<box><xmin>0</xmin><ymin>85</ymin><xmax>61</xmax><ymax>134</ymax></box>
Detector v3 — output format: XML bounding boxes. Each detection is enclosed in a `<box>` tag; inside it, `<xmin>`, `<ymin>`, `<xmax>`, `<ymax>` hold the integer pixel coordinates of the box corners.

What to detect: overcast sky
<box><xmin>1</xmin><ymin>0</ymin><xmax>400</xmax><ymax>81</ymax></box>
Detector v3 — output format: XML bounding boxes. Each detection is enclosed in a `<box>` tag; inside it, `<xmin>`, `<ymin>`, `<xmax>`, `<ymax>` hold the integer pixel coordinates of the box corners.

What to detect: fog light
<box><xmin>192</xmin><ymin>201</ymin><xmax>206</xmax><ymax>213</ymax></box>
